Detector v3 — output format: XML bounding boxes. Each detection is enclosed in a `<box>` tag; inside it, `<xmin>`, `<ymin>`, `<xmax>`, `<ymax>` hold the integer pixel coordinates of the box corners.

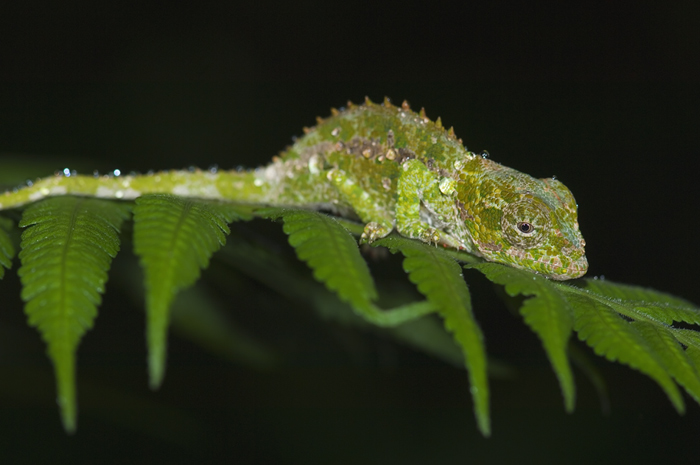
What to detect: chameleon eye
<box><xmin>502</xmin><ymin>199</ymin><xmax>551</xmax><ymax>249</ymax></box>
<box><xmin>517</xmin><ymin>222</ymin><xmax>534</xmax><ymax>234</ymax></box>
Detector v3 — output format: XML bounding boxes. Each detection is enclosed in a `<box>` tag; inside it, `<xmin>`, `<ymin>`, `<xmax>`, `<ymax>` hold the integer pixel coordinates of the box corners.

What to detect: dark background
<box><xmin>1</xmin><ymin>1</ymin><xmax>699</xmax><ymax>464</ymax></box>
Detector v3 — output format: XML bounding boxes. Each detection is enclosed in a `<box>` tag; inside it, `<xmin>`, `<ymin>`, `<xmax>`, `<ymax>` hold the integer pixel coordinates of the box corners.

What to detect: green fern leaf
<box><xmin>259</xmin><ymin>208</ymin><xmax>435</xmax><ymax>326</ymax></box>
<box><xmin>567</xmin><ymin>293</ymin><xmax>685</xmax><ymax>413</ymax></box>
<box><xmin>260</xmin><ymin>208</ymin><xmax>378</xmax><ymax>309</ymax></box>
<box><xmin>559</xmin><ymin>280</ymin><xmax>700</xmax><ymax>409</ymax></box>
<box><xmin>133</xmin><ymin>195</ymin><xmax>244</xmax><ymax>389</ymax></box>
<box><xmin>374</xmin><ymin>235</ymin><xmax>490</xmax><ymax>437</ymax></box>
<box><xmin>685</xmin><ymin>345</ymin><xmax>700</xmax><ymax>375</ymax></box>
<box><xmin>671</xmin><ymin>328</ymin><xmax>700</xmax><ymax>379</ymax></box>
<box><xmin>674</xmin><ymin>328</ymin><xmax>700</xmax><ymax>350</ymax></box>
<box><xmin>467</xmin><ymin>262</ymin><xmax>576</xmax><ymax>413</ymax></box>
<box><xmin>631</xmin><ymin>321</ymin><xmax>700</xmax><ymax>404</ymax></box>
<box><xmin>580</xmin><ymin>278</ymin><xmax>700</xmax><ymax>325</ymax></box>
<box><xmin>0</xmin><ymin>216</ymin><xmax>15</xmax><ymax>277</ymax></box>
<box><xmin>17</xmin><ymin>197</ymin><xmax>129</xmax><ymax>433</ymax></box>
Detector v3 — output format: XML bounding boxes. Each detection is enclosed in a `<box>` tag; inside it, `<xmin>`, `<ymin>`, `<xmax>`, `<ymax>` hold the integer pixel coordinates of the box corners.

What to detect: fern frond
<box><xmin>375</xmin><ymin>235</ymin><xmax>490</xmax><ymax>437</ymax></box>
<box><xmin>260</xmin><ymin>208</ymin><xmax>377</xmax><ymax>309</ymax></box>
<box><xmin>566</xmin><ymin>293</ymin><xmax>685</xmax><ymax>413</ymax></box>
<box><xmin>579</xmin><ymin>278</ymin><xmax>700</xmax><ymax>325</ymax></box>
<box><xmin>684</xmin><ymin>345</ymin><xmax>700</xmax><ymax>381</ymax></box>
<box><xmin>631</xmin><ymin>321</ymin><xmax>700</xmax><ymax>404</ymax></box>
<box><xmin>0</xmin><ymin>216</ymin><xmax>15</xmax><ymax>277</ymax></box>
<box><xmin>17</xmin><ymin>197</ymin><xmax>129</xmax><ymax>433</ymax></box>
<box><xmin>259</xmin><ymin>208</ymin><xmax>436</xmax><ymax>326</ymax></box>
<box><xmin>133</xmin><ymin>195</ymin><xmax>245</xmax><ymax>388</ymax></box>
<box><xmin>673</xmin><ymin>328</ymin><xmax>700</xmax><ymax>350</ymax></box>
<box><xmin>467</xmin><ymin>263</ymin><xmax>576</xmax><ymax>412</ymax></box>
<box><xmin>550</xmin><ymin>278</ymin><xmax>700</xmax><ymax>409</ymax></box>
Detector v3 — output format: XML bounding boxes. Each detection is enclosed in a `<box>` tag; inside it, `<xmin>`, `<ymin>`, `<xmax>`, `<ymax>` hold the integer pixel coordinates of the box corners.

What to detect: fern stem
<box><xmin>357</xmin><ymin>301</ymin><xmax>438</xmax><ymax>327</ymax></box>
<box><xmin>556</xmin><ymin>283</ymin><xmax>669</xmax><ymax>326</ymax></box>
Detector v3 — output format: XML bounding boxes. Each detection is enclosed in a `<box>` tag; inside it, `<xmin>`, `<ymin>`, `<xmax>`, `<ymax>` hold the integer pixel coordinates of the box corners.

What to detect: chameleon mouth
<box><xmin>548</xmin><ymin>254</ymin><xmax>588</xmax><ymax>280</ymax></box>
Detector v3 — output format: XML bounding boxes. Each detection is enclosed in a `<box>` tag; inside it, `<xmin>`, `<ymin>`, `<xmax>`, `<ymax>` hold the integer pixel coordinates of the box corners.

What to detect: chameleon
<box><xmin>0</xmin><ymin>98</ymin><xmax>588</xmax><ymax>280</ymax></box>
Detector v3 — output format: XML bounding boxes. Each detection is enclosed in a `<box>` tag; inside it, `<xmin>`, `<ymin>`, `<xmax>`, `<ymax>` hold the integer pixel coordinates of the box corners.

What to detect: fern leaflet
<box><xmin>0</xmin><ymin>216</ymin><xmax>15</xmax><ymax>278</ymax></box>
<box><xmin>577</xmin><ymin>279</ymin><xmax>700</xmax><ymax>326</ymax></box>
<box><xmin>259</xmin><ymin>208</ymin><xmax>436</xmax><ymax>326</ymax></box>
<box><xmin>674</xmin><ymin>328</ymin><xmax>700</xmax><ymax>351</ymax></box>
<box><xmin>374</xmin><ymin>235</ymin><xmax>490</xmax><ymax>437</ymax></box>
<box><xmin>17</xmin><ymin>197</ymin><xmax>129</xmax><ymax>433</ymax></box>
<box><xmin>631</xmin><ymin>321</ymin><xmax>700</xmax><ymax>404</ymax></box>
<box><xmin>263</xmin><ymin>208</ymin><xmax>376</xmax><ymax>305</ymax></box>
<box><xmin>565</xmin><ymin>292</ymin><xmax>685</xmax><ymax>412</ymax></box>
<box><xmin>467</xmin><ymin>262</ymin><xmax>576</xmax><ymax>413</ymax></box>
<box><xmin>132</xmin><ymin>194</ymin><xmax>246</xmax><ymax>388</ymax></box>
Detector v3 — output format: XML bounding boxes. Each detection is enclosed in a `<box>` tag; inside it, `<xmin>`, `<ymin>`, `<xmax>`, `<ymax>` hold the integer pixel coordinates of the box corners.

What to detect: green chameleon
<box><xmin>0</xmin><ymin>98</ymin><xmax>588</xmax><ymax>280</ymax></box>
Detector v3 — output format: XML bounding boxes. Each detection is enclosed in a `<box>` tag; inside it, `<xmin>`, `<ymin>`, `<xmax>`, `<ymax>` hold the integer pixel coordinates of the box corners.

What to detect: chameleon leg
<box><xmin>326</xmin><ymin>168</ymin><xmax>395</xmax><ymax>243</ymax></box>
<box><xmin>395</xmin><ymin>159</ymin><xmax>463</xmax><ymax>247</ymax></box>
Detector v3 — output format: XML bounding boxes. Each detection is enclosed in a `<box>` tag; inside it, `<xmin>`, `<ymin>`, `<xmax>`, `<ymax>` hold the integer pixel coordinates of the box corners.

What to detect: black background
<box><xmin>1</xmin><ymin>1</ymin><xmax>699</xmax><ymax>464</ymax></box>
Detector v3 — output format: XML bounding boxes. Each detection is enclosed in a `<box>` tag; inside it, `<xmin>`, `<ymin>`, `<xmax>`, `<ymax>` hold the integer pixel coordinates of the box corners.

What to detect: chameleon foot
<box><xmin>360</xmin><ymin>222</ymin><xmax>392</xmax><ymax>244</ymax></box>
<box><xmin>420</xmin><ymin>227</ymin><xmax>441</xmax><ymax>245</ymax></box>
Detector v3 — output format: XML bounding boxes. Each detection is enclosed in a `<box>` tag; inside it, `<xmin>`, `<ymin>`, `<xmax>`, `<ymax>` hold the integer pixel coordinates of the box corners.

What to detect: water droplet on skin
<box><xmin>308</xmin><ymin>155</ymin><xmax>321</xmax><ymax>174</ymax></box>
<box><xmin>480</xmin><ymin>150</ymin><xmax>490</xmax><ymax>159</ymax></box>
<box><xmin>439</xmin><ymin>177</ymin><xmax>456</xmax><ymax>196</ymax></box>
<box><xmin>113</xmin><ymin>169</ymin><xmax>121</xmax><ymax>177</ymax></box>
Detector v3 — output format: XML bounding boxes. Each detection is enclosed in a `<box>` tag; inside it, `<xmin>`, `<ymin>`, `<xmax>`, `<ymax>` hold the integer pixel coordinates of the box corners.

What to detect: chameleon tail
<box><xmin>0</xmin><ymin>168</ymin><xmax>270</xmax><ymax>210</ymax></box>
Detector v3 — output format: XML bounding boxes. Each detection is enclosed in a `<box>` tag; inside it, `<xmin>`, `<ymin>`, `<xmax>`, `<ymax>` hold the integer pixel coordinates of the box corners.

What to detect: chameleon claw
<box><xmin>360</xmin><ymin>222</ymin><xmax>390</xmax><ymax>244</ymax></box>
<box><xmin>420</xmin><ymin>227</ymin><xmax>441</xmax><ymax>245</ymax></box>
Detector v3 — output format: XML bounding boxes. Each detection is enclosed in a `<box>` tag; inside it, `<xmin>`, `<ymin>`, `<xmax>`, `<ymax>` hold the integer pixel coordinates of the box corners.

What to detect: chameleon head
<box><xmin>460</xmin><ymin>159</ymin><xmax>588</xmax><ymax>280</ymax></box>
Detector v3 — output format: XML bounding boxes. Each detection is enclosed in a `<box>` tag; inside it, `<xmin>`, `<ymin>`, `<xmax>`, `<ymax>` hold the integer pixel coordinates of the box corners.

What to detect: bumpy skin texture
<box><xmin>1</xmin><ymin>99</ymin><xmax>587</xmax><ymax>279</ymax></box>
